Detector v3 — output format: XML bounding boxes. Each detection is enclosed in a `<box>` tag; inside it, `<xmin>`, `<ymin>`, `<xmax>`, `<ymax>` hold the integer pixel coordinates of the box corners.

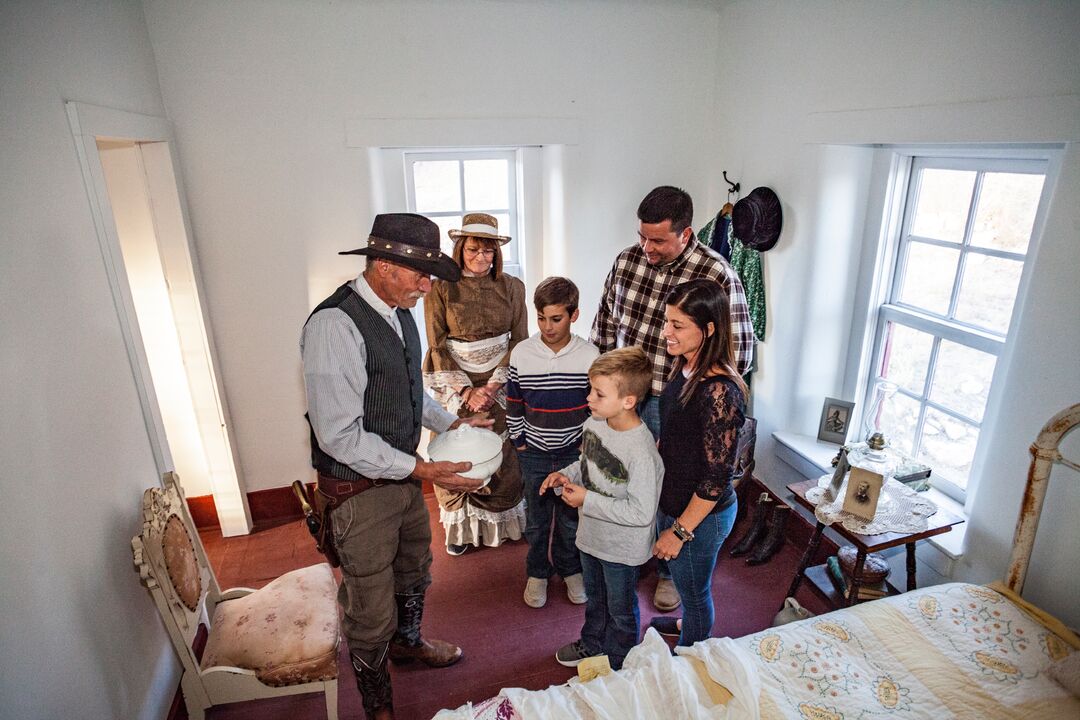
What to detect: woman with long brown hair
<box><xmin>649</xmin><ymin>278</ymin><xmax>747</xmax><ymax>645</ymax></box>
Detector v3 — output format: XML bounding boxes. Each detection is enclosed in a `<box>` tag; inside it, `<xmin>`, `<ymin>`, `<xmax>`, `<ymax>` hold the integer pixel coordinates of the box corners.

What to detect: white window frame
<box><xmin>861</xmin><ymin>148</ymin><xmax>1057</xmax><ymax>503</ymax></box>
<box><xmin>402</xmin><ymin>148</ymin><xmax>523</xmax><ymax>278</ymax></box>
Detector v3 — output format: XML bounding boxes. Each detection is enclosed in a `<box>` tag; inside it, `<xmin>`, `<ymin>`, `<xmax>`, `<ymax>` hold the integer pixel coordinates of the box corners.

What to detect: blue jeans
<box><xmin>519</xmin><ymin>448</ymin><xmax>582</xmax><ymax>579</ymax></box>
<box><xmin>658</xmin><ymin>499</ymin><xmax>738</xmax><ymax>646</ymax></box>
<box><xmin>579</xmin><ymin>551</ymin><xmax>640</xmax><ymax>670</ymax></box>
<box><xmin>639</xmin><ymin>396</ymin><xmax>661</xmax><ymax>440</ymax></box>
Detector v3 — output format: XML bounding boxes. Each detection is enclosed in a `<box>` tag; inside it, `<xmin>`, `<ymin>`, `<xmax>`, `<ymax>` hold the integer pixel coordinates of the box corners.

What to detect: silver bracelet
<box><xmin>672</xmin><ymin>520</ymin><xmax>695</xmax><ymax>543</ymax></box>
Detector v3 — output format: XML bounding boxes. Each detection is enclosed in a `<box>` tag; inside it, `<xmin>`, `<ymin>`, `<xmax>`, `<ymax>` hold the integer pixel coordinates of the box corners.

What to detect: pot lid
<box><xmin>428</xmin><ymin>425</ymin><xmax>502</xmax><ymax>464</ymax></box>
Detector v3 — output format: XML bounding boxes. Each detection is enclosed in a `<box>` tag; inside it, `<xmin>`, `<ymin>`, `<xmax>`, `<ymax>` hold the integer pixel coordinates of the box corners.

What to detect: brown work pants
<box><xmin>330</xmin><ymin>479</ymin><xmax>432</xmax><ymax>661</ymax></box>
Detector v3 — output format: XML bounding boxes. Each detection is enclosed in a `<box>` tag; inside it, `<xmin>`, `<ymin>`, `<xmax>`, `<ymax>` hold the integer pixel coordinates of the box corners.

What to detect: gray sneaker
<box><xmin>564</xmin><ymin>573</ymin><xmax>587</xmax><ymax>604</ymax></box>
<box><xmin>555</xmin><ymin>639</ymin><xmax>600</xmax><ymax>667</ymax></box>
<box><xmin>523</xmin><ymin>577</ymin><xmax>548</xmax><ymax>608</ymax></box>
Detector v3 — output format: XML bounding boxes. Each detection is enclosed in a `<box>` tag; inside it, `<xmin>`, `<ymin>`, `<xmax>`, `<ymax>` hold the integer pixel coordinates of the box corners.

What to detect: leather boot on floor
<box><xmin>653</xmin><ymin>576</ymin><xmax>681</xmax><ymax>611</ymax></box>
<box><xmin>729</xmin><ymin>492</ymin><xmax>773</xmax><ymax>557</ymax></box>
<box><xmin>351</xmin><ymin>643</ymin><xmax>395</xmax><ymax>720</ymax></box>
<box><xmin>746</xmin><ymin>505</ymin><xmax>790</xmax><ymax>566</ymax></box>
<box><xmin>388</xmin><ymin>590</ymin><xmax>463</xmax><ymax>667</ymax></box>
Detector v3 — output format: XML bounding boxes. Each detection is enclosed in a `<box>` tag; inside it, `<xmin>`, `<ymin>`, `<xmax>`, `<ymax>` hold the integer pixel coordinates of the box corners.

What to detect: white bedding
<box><xmin>435</xmin><ymin>583</ymin><xmax>1080</xmax><ymax>720</ymax></box>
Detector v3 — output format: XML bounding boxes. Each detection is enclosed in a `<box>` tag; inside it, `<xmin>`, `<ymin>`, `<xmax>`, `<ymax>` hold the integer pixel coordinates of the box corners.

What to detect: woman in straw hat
<box><xmin>423</xmin><ymin>213</ymin><xmax>527</xmax><ymax>555</ymax></box>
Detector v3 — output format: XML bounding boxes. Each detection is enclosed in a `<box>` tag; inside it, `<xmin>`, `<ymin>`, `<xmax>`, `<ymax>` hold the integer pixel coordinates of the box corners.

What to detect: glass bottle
<box><xmin>861</xmin><ymin>380</ymin><xmax>899</xmax><ymax>461</ymax></box>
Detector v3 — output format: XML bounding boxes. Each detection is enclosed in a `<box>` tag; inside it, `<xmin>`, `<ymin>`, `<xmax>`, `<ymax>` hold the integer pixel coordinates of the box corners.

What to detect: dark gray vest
<box><xmin>305</xmin><ymin>282</ymin><xmax>424</xmax><ymax>481</ymax></box>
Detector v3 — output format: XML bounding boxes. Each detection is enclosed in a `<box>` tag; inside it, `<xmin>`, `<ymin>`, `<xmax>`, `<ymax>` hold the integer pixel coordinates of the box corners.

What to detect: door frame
<box><xmin>66</xmin><ymin>101</ymin><xmax>252</xmax><ymax>535</ymax></box>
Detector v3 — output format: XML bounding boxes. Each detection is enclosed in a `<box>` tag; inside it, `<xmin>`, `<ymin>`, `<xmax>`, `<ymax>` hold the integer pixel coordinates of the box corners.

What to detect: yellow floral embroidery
<box><xmin>917</xmin><ymin>595</ymin><xmax>940</xmax><ymax>620</ymax></box>
<box><xmin>798</xmin><ymin>703</ymin><xmax>842</xmax><ymax>720</ymax></box>
<box><xmin>758</xmin><ymin>635</ymin><xmax>782</xmax><ymax>662</ymax></box>
<box><xmin>814</xmin><ymin>621</ymin><xmax>850</xmax><ymax>643</ymax></box>
<box><xmin>975</xmin><ymin>651</ymin><xmax>1019</xmax><ymax>675</ymax></box>
<box><xmin>964</xmin><ymin>586</ymin><xmax>1002</xmax><ymax>603</ymax></box>
<box><xmin>1044</xmin><ymin>634</ymin><xmax>1069</xmax><ymax>662</ymax></box>
<box><xmin>876</xmin><ymin>677</ymin><xmax>900</xmax><ymax>708</ymax></box>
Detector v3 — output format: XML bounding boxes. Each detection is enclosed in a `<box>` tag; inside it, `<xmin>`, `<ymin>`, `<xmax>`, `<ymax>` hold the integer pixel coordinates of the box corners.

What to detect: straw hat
<box><xmin>447</xmin><ymin>213</ymin><xmax>511</xmax><ymax>245</ymax></box>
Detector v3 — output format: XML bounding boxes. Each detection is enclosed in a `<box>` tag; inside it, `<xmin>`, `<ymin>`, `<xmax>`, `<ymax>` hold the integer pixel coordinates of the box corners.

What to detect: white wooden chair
<box><xmin>132</xmin><ymin>472</ymin><xmax>339</xmax><ymax>719</ymax></box>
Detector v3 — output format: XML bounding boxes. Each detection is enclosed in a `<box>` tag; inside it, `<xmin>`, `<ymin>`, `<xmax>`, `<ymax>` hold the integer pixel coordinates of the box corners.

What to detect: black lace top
<box><xmin>658</xmin><ymin>373</ymin><xmax>746</xmax><ymax>517</ymax></box>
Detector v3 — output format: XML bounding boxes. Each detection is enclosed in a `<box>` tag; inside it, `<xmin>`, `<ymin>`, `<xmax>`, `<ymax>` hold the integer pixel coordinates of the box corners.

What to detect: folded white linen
<box><xmin>494</xmin><ymin>629</ymin><xmax>758</xmax><ymax>719</ymax></box>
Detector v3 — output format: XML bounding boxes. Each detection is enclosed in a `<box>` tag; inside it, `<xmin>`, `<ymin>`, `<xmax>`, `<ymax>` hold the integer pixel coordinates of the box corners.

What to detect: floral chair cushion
<box><xmin>201</xmin><ymin>563</ymin><xmax>339</xmax><ymax>686</ymax></box>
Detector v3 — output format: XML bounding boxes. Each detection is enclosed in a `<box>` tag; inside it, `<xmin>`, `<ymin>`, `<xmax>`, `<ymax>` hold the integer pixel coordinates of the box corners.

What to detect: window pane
<box><xmin>918</xmin><ymin>407</ymin><xmax>978</xmax><ymax>490</ymax></box>
<box><xmin>464</xmin><ymin>159</ymin><xmax>509</xmax><ymax>210</ymax></box>
<box><xmin>954</xmin><ymin>253</ymin><xmax>1023</xmax><ymax>334</ymax></box>
<box><xmin>897</xmin><ymin>242</ymin><xmax>959</xmax><ymax>315</ymax></box>
<box><xmin>970</xmin><ymin>173</ymin><xmax>1044</xmax><ymax>254</ymax></box>
<box><xmin>879</xmin><ymin>322</ymin><xmax>933</xmax><ymax>395</ymax></box>
<box><xmin>413</xmin><ymin>161</ymin><xmax>461</xmax><ymax>213</ymax></box>
<box><xmin>910</xmin><ymin>169</ymin><xmax>975</xmax><ymax>243</ymax></box>
<box><xmin>427</xmin><ymin>215</ymin><xmax>463</xmax><ymax>256</ymax></box>
<box><xmin>879</xmin><ymin>391</ymin><xmax>920</xmax><ymax>457</ymax></box>
<box><xmin>491</xmin><ymin>212</ymin><xmax>515</xmax><ymax>263</ymax></box>
<box><xmin>929</xmin><ymin>340</ymin><xmax>996</xmax><ymax>422</ymax></box>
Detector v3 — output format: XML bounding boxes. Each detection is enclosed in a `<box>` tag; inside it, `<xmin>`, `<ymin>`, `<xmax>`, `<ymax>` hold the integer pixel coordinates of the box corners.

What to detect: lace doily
<box><xmin>805</xmin><ymin>474</ymin><xmax>938</xmax><ymax>535</ymax></box>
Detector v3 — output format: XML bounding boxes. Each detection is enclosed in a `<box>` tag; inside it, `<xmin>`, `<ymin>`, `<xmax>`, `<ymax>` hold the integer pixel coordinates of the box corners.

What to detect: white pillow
<box><xmin>1048</xmin><ymin>650</ymin><xmax>1080</xmax><ymax>697</ymax></box>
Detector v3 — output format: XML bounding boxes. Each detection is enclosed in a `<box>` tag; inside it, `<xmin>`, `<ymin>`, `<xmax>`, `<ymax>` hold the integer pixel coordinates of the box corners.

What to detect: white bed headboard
<box><xmin>1005</xmin><ymin>403</ymin><xmax>1080</xmax><ymax>595</ymax></box>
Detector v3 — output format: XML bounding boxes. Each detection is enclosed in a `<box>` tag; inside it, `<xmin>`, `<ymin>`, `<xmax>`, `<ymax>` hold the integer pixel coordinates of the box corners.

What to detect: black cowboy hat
<box><xmin>340</xmin><ymin>213</ymin><xmax>461</xmax><ymax>282</ymax></box>
<box><xmin>732</xmin><ymin>187</ymin><xmax>782</xmax><ymax>252</ymax></box>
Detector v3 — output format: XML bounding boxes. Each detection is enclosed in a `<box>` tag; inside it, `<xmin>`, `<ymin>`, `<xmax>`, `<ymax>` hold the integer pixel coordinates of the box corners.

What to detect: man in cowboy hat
<box><xmin>591</xmin><ymin>185</ymin><xmax>754</xmax><ymax>613</ymax></box>
<box><xmin>301</xmin><ymin>213</ymin><xmax>493</xmax><ymax>720</ymax></box>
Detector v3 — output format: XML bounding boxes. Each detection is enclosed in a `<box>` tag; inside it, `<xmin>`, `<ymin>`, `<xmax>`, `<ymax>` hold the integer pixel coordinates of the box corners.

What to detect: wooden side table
<box><xmin>783</xmin><ymin>478</ymin><xmax>965</xmax><ymax>609</ymax></box>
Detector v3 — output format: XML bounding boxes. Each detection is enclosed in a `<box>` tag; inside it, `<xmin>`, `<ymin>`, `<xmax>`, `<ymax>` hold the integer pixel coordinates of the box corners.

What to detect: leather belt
<box><xmin>316</xmin><ymin>472</ymin><xmax>419</xmax><ymax>505</ymax></box>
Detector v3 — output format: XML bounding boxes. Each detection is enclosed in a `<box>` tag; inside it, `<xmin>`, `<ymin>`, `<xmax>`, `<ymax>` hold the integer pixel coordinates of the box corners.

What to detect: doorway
<box><xmin>68</xmin><ymin>103</ymin><xmax>252</xmax><ymax>536</ymax></box>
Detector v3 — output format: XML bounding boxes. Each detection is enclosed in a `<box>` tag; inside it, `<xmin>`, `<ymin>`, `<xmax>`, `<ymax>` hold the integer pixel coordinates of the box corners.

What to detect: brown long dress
<box><xmin>423</xmin><ymin>272</ymin><xmax>528</xmax><ymax>548</ymax></box>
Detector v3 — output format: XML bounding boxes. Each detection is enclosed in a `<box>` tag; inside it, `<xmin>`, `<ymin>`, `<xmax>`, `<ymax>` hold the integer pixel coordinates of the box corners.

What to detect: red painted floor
<box><xmin>195</xmin><ymin>494</ymin><xmax>830</xmax><ymax>719</ymax></box>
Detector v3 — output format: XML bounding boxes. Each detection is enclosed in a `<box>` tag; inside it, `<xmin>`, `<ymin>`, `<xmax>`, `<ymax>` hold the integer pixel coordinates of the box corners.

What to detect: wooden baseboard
<box><xmin>187</xmin><ymin>484</ymin><xmax>315</xmax><ymax>530</ymax></box>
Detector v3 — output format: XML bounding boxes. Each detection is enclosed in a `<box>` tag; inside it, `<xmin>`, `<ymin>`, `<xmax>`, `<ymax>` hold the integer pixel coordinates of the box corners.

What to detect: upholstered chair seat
<box><xmin>202</xmin><ymin>564</ymin><xmax>340</xmax><ymax>686</ymax></box>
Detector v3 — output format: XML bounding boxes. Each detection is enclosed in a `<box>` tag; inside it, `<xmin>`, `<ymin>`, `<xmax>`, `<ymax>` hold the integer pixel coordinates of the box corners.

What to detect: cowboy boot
<box><xmin>350</xmin><ymin>643</ymin><xmax>394</xmax><ymax>720</ymax></box>
<box><xmin>746</xmin><ymin>505</ymin><xmax>790</xmax><ymax>566</ymax></box>
<box><xmin>388</xmin><ymin>590</ymin><xmax>463</xmax><ymax>667</ymax></box>
<box><xmin>729</xmin><ymin>492</ymin><xmax>773</xmax><ymax>557</ymax></box>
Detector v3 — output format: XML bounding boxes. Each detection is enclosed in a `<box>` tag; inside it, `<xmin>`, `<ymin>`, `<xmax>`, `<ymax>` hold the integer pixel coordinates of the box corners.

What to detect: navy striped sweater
<box><xmin>506</xmin><ymin>334</ymin><xmax>600</xmax><ymax>453</ymax></box>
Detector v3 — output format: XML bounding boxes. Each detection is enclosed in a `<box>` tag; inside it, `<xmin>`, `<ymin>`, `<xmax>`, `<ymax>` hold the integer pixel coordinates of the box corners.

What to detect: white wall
<box><xmin>0</xmin><ymin>2</ymin><xmax>179</xmax><ymax>718</ymax></box>
<box><xmin>142</xmin><ymin>0</ymin><xmax>726</xmax><ymax>493</ymax></box>
<box><xmin>713</xmin><ymin>0</ymin><xmax>1080</xmax><ymax>626</ymax></box>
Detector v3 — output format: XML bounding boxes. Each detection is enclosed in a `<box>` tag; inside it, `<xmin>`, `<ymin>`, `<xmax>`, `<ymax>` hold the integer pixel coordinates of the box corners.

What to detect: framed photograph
<box><xmin>842</xmin><ymin>466</ymin><xmax>883</xmax><ymax>521</ymax></box>
<box><xmin>818</xmin><ymin>397</ymin><xmax>855</xmax><ymax>444</ymax></box>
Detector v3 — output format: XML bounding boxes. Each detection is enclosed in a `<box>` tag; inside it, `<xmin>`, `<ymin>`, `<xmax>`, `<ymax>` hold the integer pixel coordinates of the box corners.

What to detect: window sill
<box><xmin>772</xmin><ymin>431</ymin><xmax>967</xmax><ymax>563</ymax></box>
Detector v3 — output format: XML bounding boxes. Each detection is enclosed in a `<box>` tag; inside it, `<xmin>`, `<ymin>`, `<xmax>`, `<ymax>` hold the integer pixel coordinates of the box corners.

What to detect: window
<box><xmin>404</xmin><ymin>149</ymin><xmax>522</xmax><ymax>278</ymax></box>
<box><xmin>865</xmin><ymin>154</ymin><xmax>1049</xmax><ymax>501</ymax></box>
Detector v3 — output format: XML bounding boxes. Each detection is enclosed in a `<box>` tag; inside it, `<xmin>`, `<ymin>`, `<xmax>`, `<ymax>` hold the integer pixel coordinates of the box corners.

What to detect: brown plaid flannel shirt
<box><xmin>590</xmin><ymin>240</ymin><xmax>754</xmax><ymax>395</ymax></box>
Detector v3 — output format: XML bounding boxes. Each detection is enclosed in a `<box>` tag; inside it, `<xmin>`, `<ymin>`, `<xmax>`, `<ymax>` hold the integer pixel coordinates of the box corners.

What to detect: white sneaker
<box><xmin>524</xmin><ymin>577</ymin><xmax>548</xmax><ymax>608</ymax></box>
<box><xmin>564</xmin><ymin>573</ymin><xmax>588</xmax><ymax>604</ymax></box>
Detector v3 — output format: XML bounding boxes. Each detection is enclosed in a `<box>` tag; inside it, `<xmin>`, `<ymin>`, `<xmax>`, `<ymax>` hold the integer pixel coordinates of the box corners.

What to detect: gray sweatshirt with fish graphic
<box><xmin>558</xmin><ymin>416</ymin><xmax>664</xmax><ymax>565</ymax></box>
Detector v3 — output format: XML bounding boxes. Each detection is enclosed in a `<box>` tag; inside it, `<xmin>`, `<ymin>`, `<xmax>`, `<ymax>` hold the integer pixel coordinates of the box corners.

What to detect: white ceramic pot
<box><xmin>427</xmin><ymin>425</ymin><xmax>503</xmax><ymax>485</ymax></box>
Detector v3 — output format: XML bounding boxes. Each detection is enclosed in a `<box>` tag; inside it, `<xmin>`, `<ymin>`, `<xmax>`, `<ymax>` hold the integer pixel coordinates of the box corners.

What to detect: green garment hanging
<box><xmin>698</xmin><ymin>217</ymin><xmax>766</xmax><ymax>343</ymax></box>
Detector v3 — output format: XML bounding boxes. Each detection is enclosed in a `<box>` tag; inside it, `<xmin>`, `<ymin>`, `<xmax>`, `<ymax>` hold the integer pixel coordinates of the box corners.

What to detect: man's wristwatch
<box><xmin>672</xmin><ymin>519</ymin><xmax>695</xmax><ymax>543</ymax></box>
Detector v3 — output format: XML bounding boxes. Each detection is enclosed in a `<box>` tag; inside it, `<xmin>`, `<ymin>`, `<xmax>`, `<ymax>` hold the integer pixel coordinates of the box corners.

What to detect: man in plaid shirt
<box><xmin>590</xmin><ymin>185</ymin><xmax>754</xmax><ymax>612</ymax></box>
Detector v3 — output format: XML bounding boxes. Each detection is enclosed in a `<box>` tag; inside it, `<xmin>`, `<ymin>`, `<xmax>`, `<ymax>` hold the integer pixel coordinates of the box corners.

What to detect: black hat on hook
<box><xmin>732</xmin><ymin>187</ymin><xmax>782</xmax><ymax>252</ymax></box>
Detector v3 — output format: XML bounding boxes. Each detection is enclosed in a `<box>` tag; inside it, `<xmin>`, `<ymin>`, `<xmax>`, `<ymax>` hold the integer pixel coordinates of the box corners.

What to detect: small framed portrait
<box><xmin>818</xmin><ymin>397</ymin><xmax>856</xmax><ymax>444</ymax></box>
<box><xmin>842</xmin><ymin>466</ymin><xmax>883</xmax><ymax>521</ymax></box>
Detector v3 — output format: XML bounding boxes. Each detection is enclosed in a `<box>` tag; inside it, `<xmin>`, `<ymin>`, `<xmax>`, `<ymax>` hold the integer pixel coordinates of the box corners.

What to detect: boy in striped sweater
<box><xmin>507</xmin><ymin>277</ymin><xmax>600</xmax><ymax>608</ymax></box>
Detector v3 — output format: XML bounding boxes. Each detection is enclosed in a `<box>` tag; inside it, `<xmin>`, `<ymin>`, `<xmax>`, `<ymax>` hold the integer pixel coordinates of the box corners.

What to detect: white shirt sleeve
<box><xmin>423</xmin><ymin>392</ymin><xmax>459</xmax><ymax>434</ymax></box>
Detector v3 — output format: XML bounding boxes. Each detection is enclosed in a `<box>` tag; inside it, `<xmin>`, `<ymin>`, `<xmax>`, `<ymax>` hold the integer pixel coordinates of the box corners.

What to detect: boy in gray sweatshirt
<box><xmin>540</xmin><ymin>347</ymin><xmax>664</xmax><ymax>670</ymax></box>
